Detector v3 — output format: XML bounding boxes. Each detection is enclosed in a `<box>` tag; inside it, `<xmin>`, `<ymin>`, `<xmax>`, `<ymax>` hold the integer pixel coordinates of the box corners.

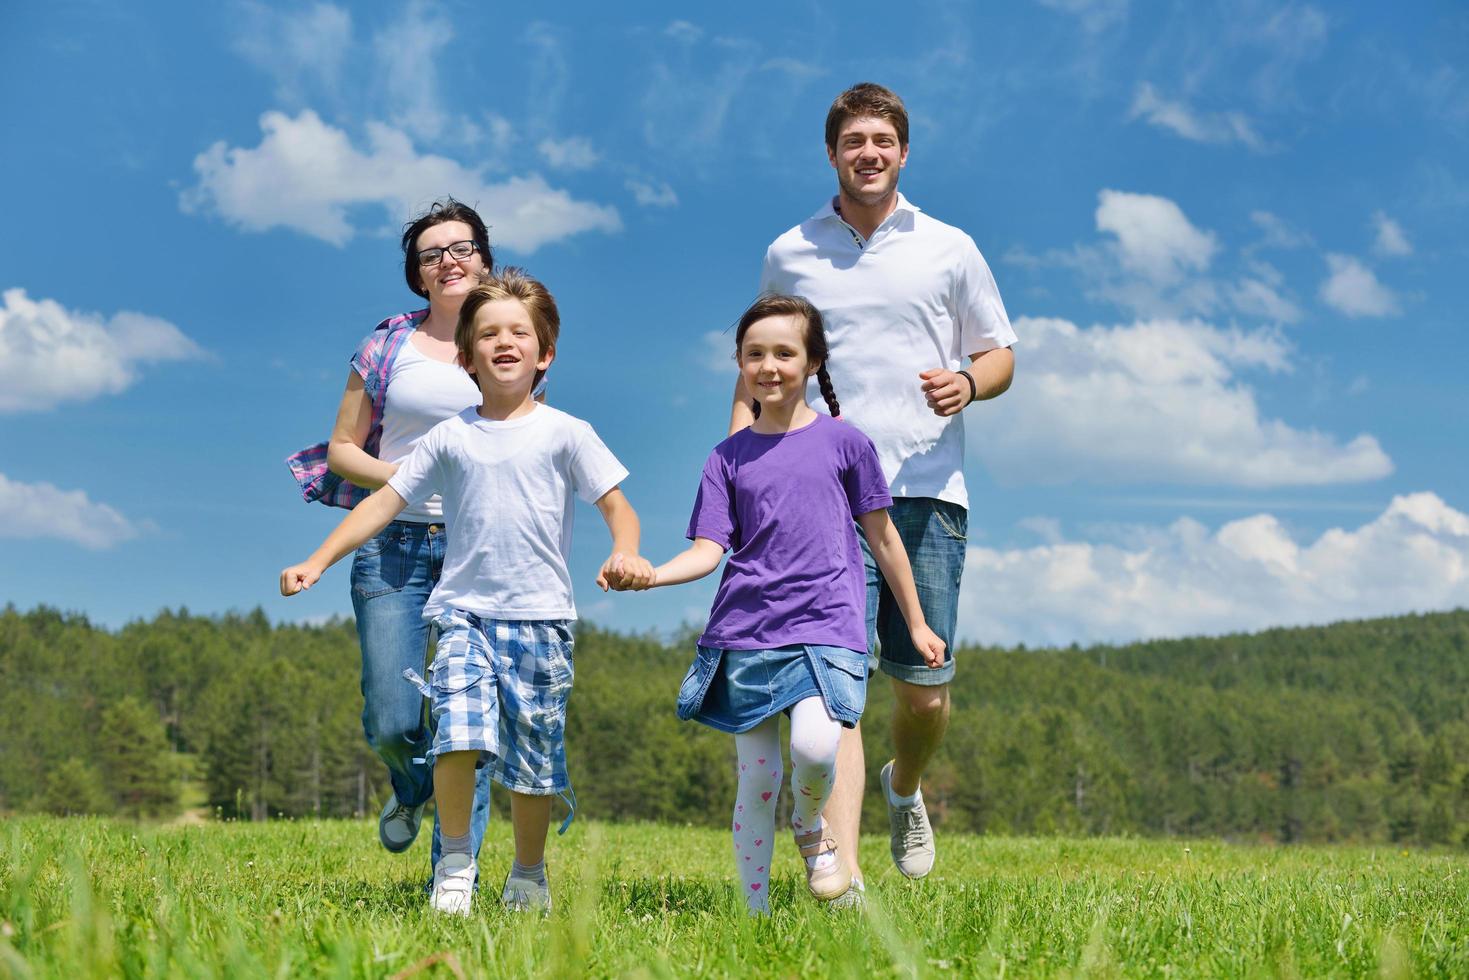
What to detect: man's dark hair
<box><xmin>824</xmin><ymin>82</ymin><xmax>909</xmax><ymax>150</ymax></box>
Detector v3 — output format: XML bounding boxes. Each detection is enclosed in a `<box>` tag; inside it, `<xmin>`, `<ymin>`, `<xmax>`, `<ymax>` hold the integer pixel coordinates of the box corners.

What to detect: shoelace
<box><xmin>896</xmin><ymin>806</ymin><xmax>931</xmax><ymax>851</ymax></box>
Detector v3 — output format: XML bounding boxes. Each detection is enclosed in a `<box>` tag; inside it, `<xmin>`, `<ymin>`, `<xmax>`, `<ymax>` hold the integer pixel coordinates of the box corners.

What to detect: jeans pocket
<box><xmin>351</xmin><ymin>529</ymin><xmax>406</xmax><ymax>598</ymax></box>
<box><xmin>818</xmin><ymin>648</ymin><xmax>868</xmax><ymax>717</ymax></box>
<box><xmin>931</xmin><ymin>500</ymin><xmax>968</xmax><ymax>542</ymax></box>
<box><xmin>675</xmin><ymin>647</ymin><xmax>722</xmax><ymax>721</ymax></box>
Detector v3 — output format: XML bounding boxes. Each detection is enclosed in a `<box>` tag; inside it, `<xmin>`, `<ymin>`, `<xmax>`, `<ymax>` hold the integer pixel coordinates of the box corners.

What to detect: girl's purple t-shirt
<box><xmin>689</xmin><ymin>413</ymin><xmax>893</xmax><ymax>652</ymax></box>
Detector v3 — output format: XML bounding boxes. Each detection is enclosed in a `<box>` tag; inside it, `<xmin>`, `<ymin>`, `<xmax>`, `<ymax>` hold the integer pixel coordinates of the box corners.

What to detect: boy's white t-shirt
<box><xmin>386</xmin><ymin>404</ymin><xmax>628</xmax><ymax>621</ymax></box>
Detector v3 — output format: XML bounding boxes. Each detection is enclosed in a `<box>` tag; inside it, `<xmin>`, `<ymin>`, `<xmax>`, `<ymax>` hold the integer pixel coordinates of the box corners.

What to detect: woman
<box><xmin>289</xmin><ymin>199</ymin><xmax>522</xmax><ymax>874</ymax></box>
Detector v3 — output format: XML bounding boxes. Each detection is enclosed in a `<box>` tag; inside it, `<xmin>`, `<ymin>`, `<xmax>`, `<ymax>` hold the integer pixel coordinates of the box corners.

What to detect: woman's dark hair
<box><xmin>400</xmin><ymin>198</ymin><xmax>494</xmax><ymax>299</ymax></box>
<box><xmin>734</xmin><ymin>294</ymin><xmax>840</xmax><ymax>420</ymax></box>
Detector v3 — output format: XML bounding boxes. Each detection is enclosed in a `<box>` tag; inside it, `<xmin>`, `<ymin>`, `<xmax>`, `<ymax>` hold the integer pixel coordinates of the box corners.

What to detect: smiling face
<box><xmin>460</xmin><ymin>298</ymin><xmax>554</xmax><ymax>396</ymax></box>
<box><xmin>415</xmin><ymin>220</ymin><xmax>486</xmax><ymax>308</ymax></box>
<box><xmin>739</xmin><ymin>313</ymin><xmax>818</xmax><ymax>413</ymax></box>
<box><xmin>827</xmin><ymin>115</ymin><xmax>908</xmax><ymax>208</ymax></box>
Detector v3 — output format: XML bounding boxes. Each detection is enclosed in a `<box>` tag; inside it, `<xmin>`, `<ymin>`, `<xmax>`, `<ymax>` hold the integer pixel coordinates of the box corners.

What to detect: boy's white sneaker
<box><xmin>827</xmin><ymin>877</ymin><xmax>867</xmax><ymax>911</ymax></box>
<box><xmin>378</xmin><ymin>794</ymin><xmax>426</xmax><ymax>853</ymax></box>
<box><xmin>880</xmin><ymin>760</ymin><xmax>935</xmax><ymax>879</ymax></box>
<box><xmin>501</xmin><ymin>874</ymin><xmax>552</xmax><ymax>913</ymax></box>
<box><xmin>430</xmin><ymin>853</ymin><xmax>476</xmax><ymax>916</ymax></box>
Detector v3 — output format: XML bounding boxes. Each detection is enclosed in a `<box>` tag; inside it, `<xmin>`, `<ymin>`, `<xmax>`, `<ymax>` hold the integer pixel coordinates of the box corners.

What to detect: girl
<box><xmin>615</xmin><ymin>294</ymin><xmax>944</xmax><ymax>913</ymax></box>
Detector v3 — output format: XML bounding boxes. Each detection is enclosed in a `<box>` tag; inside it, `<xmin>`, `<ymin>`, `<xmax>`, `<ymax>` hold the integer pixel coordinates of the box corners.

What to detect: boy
<box><xmin>282</xmin><ymin>269</ymin><xmax>652</xmax><ymax>914</ymax></box>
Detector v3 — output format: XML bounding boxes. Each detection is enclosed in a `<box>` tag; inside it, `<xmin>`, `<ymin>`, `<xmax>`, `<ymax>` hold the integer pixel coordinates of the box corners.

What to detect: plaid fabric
<box><xmin>426</xmin><ymin>610</ymin><xmax>575</xmax><ymax>803</ymax></box>
<box><xmin>285</xmin><ymin>310</ymin><xmax>428</xmax><ymax>510</ymax></box>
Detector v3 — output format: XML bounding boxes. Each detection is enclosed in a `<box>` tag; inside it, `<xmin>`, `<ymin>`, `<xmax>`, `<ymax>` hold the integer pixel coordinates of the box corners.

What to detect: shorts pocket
<box><xmin>675</xmin><ymin>647</ymin><xmax>723</xmax><ymax>721</ymax></box>
<box><xmin>818</xmin><ymin>647</ymin><xmax>869</xmax><ymax>717</ymax></box>
<box><xmin>351</xmin><ymin>529</ymin><xmax>406</xmax><ymax>598</ymax></box>
<box><xmin>429</xmin><ymin>650</ymin><xmax>486</xmax><ymax>699</ymax></box>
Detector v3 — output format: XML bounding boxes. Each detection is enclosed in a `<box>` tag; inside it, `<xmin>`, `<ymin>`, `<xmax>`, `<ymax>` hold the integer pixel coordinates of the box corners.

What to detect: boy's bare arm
<box><xmin>594</xmin><ymin>488</ymin><xmax>653</xmax><ymax>591</ymax></box>
<box><xmin>855</xmin><ymin>509</ymin><xmax>946</xmax><ymax>667</ymax></box>
<box><xmin>280</xmin><ymin>486</ymin><xmax>408</xmax><ymax>595</ymax></box>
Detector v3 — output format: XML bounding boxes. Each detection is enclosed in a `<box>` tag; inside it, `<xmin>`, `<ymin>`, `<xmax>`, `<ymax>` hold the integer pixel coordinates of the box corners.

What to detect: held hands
<box><xmin>910</xmin><ymin>623</ymin><xmax>947</xmax><ymax>668</ymax></box>
<box><xmin>919</xmin><ymin>368</ymin><xmax>972</xmax><ymax>418</ymax></box>
<box><xmin>279</xmin><ymin>562</ymin><xmax>324</xmax><ymax>596</ymax></box>
<box><xmin>597</xmin><ymin>552</ymin><xmax>656</xmax><ymax>592</ymax></box>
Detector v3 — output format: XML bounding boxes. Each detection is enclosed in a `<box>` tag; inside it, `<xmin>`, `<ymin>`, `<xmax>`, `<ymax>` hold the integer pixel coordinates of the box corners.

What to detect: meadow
<box><xmin>3</xmin><ymin>816</ymin><xmax>1467</xmax><ymax>978</ymax></box>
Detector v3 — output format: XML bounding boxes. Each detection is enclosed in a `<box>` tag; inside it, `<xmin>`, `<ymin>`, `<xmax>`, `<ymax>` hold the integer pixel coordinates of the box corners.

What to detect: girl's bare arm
<box><xmin>855</xmin><ymin>509</ymin><xmax>946</xmax><ymax>667</ymax></box>
<box><xmin>644</xmin><ymin>538</ymin><xmax>726</xmax><ymax>589</ymax></box>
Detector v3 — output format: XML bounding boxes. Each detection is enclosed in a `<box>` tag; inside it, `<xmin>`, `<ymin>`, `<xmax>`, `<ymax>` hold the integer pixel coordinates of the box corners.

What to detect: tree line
<box><xmin>2</xmin><ymin>604</ymin><xmax>1467</xmax><ymax>846</ymax></box>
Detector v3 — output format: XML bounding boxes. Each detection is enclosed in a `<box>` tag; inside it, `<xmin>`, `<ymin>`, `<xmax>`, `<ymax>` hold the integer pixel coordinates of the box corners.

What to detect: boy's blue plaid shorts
<box><xmin>422</xmin><ymin>610</ymin><xmax>575</xmax><ymax>802</ymax></box>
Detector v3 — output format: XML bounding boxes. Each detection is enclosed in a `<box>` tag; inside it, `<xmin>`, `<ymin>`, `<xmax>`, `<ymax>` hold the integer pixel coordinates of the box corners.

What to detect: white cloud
<box><xmin>1372</xmin><ymin>211</ymin><xmax>1413</xmax><ymax>257</ymax></box>
<box><xmin>537</xmin><ymin>136</ymin><xmax>599</xmax><ymax>171</ymax></box>
<box><xmin>372</xmin><ymin>0</ymin><xmax>456</xmax><ymax>143</ymax></box>
<box><xmin>1034</xmin><ymin>0</ymin><xmax>1128</xmax><ymax>33</ymax></box>
<box><xmin>700</xmin><ymin>330</ymin><xmax>736</xmax><ymax>374</ymax></box>
<box><xmin>627</xmin><ymin>178</ymin><xmax>679</xmax><ymax>208</ymax></box>
<box><xmin>0</xmin><ymin>472</ymin><xmax>143</xmax><ymax>550</ymax></box>
<box><xmin>234</xmin><ymin>2</ymin><xmax>353</xmax><ymax>104</ymax></box>
<box><xmin>181</xmin><ymin>110</ymin><xmax>621</xmax><ymax>252</ymax></box>
<box><xmin>1095</xmin><ymin>189</ymin><xmax>1219</xmax><ymax>285</ymax></box>
<box><xmin>974</xmin><ymin>315</ymin><xmax>1392</xmax><ymax>487</ymax></box>
<box><xmin>1227</xmin><ymin>276</ymin><xmax>1302</xmax><ymax>323</ymax></box>
<box><xmin>0</xmin><ymin>288</ymin><xmax>204</xmax><ymax>413</ymax></box>
<box><xmin>1129</xmin><ymin>83</ymin><xmax>1266</xmax><ymax>150</ymax></box>
<box><xmin>1248</xmin><ymin>210</ymin><xmax>1311</xmax><ymax>250</ymax></box>
<box><xmin>1319</xmin><ymin>254</ymin><xmax>1399</xmax><ymax>318</ymax></box>
<box><xmin>959</xmin><ymin>493</ymin><xmax>1469</xmax><ymax>647</ymax></box>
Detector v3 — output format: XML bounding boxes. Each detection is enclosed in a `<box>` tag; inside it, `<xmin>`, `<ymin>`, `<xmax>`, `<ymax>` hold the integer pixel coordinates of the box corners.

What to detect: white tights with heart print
<box><xmin>731</xmin><ymin>696</ymin><xmax>843</xmax><ymax>913</ymax></box>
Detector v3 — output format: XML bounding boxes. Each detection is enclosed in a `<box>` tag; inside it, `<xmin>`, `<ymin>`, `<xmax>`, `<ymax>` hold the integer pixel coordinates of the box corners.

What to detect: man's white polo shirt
<box><xmin>759</xmin><ymin>193</ymin><xmax>1016</xmax><ymax>510</ymax></box>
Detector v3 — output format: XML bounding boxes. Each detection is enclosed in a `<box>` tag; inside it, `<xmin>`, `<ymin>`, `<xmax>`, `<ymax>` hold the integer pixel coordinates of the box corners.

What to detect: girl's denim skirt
<box><xmin>676</xmin><ymin>644</ymin><xmax>868</xmax><ymax>734</ymax></box>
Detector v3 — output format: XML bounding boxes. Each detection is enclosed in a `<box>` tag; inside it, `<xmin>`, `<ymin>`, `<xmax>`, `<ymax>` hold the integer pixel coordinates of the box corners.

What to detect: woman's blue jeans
<box><xmin>351</xmin><ymin>520</ymin><xmax>491</xmax><ymax>870</ymax></box>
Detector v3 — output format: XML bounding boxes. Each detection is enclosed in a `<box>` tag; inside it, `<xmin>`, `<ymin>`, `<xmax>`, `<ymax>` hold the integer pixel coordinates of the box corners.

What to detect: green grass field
<box><xmin>3</xmin><ymin>816</ymin><xmax>1467</xmax><ymax>978</ymax></box>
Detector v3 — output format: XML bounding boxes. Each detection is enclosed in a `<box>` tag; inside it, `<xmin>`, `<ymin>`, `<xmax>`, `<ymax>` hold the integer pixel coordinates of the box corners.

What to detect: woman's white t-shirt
<box><xmin>378</xmin><ymin>339</ymin><xmax>481</xmax><ymax>522</ymax></box>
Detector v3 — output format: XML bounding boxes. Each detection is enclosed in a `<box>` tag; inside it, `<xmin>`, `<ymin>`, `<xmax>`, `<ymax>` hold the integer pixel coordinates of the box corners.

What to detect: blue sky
<box><xmin>2</xmin><ymin>0</ymin><xmax>1466</xmax><ymax>646</ymax></box>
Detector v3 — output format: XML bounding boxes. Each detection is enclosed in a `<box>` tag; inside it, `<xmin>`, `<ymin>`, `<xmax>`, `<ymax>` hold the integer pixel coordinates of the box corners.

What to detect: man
<box><xmin>730</xmin><ymin>82</ymin><xmax>1016</xmax><ymax>902</ymax></box>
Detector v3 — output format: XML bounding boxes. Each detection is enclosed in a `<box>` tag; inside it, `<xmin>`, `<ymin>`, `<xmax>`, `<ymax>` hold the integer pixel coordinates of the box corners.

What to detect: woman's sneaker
<box><xmin>880</xmin><ymin>761</ymin><xmax>935</xmax><ymax>878</ymax></box>
<box><xmin>430</xmin><ymin>853</ymin><xmax>476</xmax><ymax>916</ymax></box>
<box><xmin>378</xmin><ymin>794</ymin><xmax>426</xmax><ymax>853</ymax></box>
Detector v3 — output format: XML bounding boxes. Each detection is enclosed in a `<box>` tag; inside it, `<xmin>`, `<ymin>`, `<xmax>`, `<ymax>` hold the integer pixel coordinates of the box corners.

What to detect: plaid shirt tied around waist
<box><xmin>285</xmin><ymin>309</ymin><xmax>427</xmax><ymax>510</ymax></box>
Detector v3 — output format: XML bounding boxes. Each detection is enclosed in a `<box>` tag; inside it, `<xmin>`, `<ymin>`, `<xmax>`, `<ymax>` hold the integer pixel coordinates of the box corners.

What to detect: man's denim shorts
<box><xmin>675</xmin><ymin>644</ymin><xmax>868</xmax><ymax>734</ymax></box>
<box><xmin>859</xmin><ymin>497</ymin><xmax>967</xmax><ymax>686</ymax></box>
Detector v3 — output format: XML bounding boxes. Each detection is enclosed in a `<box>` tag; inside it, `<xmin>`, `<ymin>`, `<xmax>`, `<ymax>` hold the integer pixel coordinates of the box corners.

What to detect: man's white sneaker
<box><xmin>501</xmin><ymin>874</ymin><xmax>552</xmax><ymax>913</ymax></box>
<box><xmin>378</xmin><ymin>795</ymin><xmax>426</xmax><ymax>853</ymax></box>
<box><xmin>430</xmin><ymin>853</ymin><xmax>476</xmax><ymax>916</ymax></box>
<box><xmin>880</xmin><ymin>760</ymin><xmax>935</xmax><ymax>879</ymax></box>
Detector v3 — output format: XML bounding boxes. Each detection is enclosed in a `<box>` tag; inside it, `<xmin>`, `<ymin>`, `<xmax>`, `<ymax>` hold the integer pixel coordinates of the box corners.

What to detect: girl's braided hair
<box><xmin>734</xmin><ymin>294</ymin><xmax>840</xmax><ymax>420</ymax></box>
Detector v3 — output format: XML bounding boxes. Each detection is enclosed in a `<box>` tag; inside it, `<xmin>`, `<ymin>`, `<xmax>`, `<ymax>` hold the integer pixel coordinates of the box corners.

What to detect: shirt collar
<box><xmin>812</xmin><ymin>192</ymin><xmax>921</xmax><ymax>224</ymax></box>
